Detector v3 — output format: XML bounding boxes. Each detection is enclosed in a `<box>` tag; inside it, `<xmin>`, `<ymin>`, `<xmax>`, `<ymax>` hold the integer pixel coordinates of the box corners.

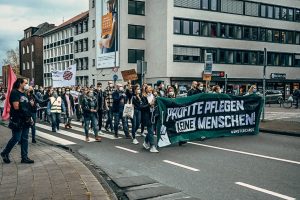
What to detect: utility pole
<box><xmin>262</xmin><ymin>48</ymin><xmax>267</xmax><ymax>121</ymax></box>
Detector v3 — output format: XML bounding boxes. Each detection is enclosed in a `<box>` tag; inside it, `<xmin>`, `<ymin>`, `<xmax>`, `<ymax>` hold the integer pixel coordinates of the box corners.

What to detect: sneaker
<box><xmin>1</xmin><ymin>152</ymin><xmax>11</xmax><ymax>164</ymax></box>
<box><xmin>98</xmin><ymin>130</ymin><xmax>103</xmax><ymax>135</ymax></box>
<box><xmin>114</xmin><ymin>134</ymin><xmax>119</xmax><ymax>138</ymax></box>
<box><xmin>85</xmin><ymin>137</ymin><xmax>90</xmax><ymax>142</ymax></box>
<box><xmin>150</xmin><ymin>146</ymin><xmax>159</xmax><ymax>153</ymax></box>
<box><xmin>125</xmin><ymin>135</ymin><xmax>132</xmax><ymax>139</ymax></box>
<box><xmin>178</xmin><ymin>141</ymin><xmax>187</xmax><ymax>146</ymax></box>
<box><xmin>143</xmin><ymin>141</ymin><xmax>150</xmax><ymax>150</ymax></box>
<box><xmin>21</xmin><ymin>157</ymin><xmax>34</xmax><ymax>164</ymax></box>
<box><xmin>52</xmin><ymin>129</ymin><xmax>56</xmax><ymax>133</ymax></box>
<box><xmin>142</xmin><ymin>133</ymin><xmax>147</xmax><ymax>137</ymax></box>
<box><xmin>32</xmin><ymin>139</ymin><xmax>37</xmax><ymax>144</ymax></box>
<box><xmin>132</xmin><ymin>139</ymin><xmax>139</xmax><ymax>145</ymax></box>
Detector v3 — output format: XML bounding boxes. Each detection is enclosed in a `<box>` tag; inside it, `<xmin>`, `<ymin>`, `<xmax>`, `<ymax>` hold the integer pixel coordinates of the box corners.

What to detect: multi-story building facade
<box><xmin>93</xmin><ymin>0</ymin><xmax>300</xmax><ymax>96</ymax></box>
<box><xmin>19</xmin><ymin>23</ymin><xmax>55</xmax><ymax>86</ymax></box>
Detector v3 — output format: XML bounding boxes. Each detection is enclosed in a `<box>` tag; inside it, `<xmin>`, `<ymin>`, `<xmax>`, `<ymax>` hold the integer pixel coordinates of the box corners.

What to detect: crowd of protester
<box><xmin>1</xmin><ymin>80</ymin><xmax>300</xmax><ymax>156</ymax></box>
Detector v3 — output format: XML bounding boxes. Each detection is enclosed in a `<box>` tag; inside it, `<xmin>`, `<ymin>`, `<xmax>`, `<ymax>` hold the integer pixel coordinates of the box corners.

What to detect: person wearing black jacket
<box><xmin>187</xmin><ymin>81</ymin><xmax>200</xmax><ymax>96</ymax></box>
<box><xmin>26</xmin><ymin>87</ymin><xmax>38</xmax><ymax>143</ymax></box>
<box><xmin>82</xmin><ymin>90</ymin><xmax>101</xmax><ymax>142</ymax></box>
<box><xmin>96</xmin><ymin>83</ymin><xmax>105</xmax><ymax>133</ymax></box>
<box><xmin>141</xmin><ymin>86</ymin><xmax>159</xmax><ymax>153</ymax></box>
<box><xmin>112</xmin><ymin>84</ymin><xmax>130</xmax><ymax>138</ymax></box>
<box><xmin>61</xmin><ymin>88</ymin><xmax>75</xmax><ymax>129</ymax></box>
<box><xmin>1</xmin><ymin>78</ymin><xmax>34</xmax><ymax>164</ymax></box>
<box><xmin>131</xmin><ymin>86</ymin><xmax>142</xmax><ymax>145</ymax></box>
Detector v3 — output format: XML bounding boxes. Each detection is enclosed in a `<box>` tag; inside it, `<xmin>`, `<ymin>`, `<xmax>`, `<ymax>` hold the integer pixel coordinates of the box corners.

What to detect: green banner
<box><xmin>156</xmin><ymin>93</ymin><xmax>263</xmax><ymax>147</ymax></box>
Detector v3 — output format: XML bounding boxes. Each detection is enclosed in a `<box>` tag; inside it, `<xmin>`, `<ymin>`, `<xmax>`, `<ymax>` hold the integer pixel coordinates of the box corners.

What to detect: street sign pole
<box><xmin>262</xmin><ymin>48</ymin><xmax>267</xmax><ymax>122</ymax></box>
<box><xmin>225</xmin><ymin>74</ymin><xmax>228</xmax><ymax>94</ymax></box>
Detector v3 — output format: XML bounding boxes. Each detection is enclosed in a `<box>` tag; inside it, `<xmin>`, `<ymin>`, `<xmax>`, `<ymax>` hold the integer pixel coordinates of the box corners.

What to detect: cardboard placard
<box><xmin>102</xmin><ymin>12</ymin><xmax>113</xmax><ymax>37</ymax></box>
<box><xmin>121</xmin><ymin>69</ymin><xmax>138</xmax><ymax>81</ymax></box>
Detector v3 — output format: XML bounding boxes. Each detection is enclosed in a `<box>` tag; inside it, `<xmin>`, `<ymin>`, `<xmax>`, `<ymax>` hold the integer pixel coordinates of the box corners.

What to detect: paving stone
<box><xmin>113</xmin><ymin>175</ymin><xmax>158</xmax><ymax>188</ymax></box>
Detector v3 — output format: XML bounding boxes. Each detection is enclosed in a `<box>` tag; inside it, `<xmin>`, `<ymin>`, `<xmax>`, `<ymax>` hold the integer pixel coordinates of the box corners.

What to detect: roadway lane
<box><xmin>78</xmin><ymin>132</ymin><xmax>300</xmax><ymax>200</ymax></box>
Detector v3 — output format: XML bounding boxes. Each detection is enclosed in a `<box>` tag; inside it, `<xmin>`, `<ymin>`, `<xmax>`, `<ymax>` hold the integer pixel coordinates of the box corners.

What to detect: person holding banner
<box><xmin>141</xmin><ymin>86</ymin><xmax>159</xmax><ymax>153</ymax></box>
<box><xmin>82</xmin><ymin>90</ymin><xmax>101</xmax><ymax>142</ymax></box>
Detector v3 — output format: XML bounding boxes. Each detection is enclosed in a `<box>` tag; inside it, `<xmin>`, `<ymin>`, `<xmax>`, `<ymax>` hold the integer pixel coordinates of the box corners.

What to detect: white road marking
<box><xmin>64</xmin><ymin>123</ymin><xmax>120</xmax><ymax>140</ymax></box>
<box><xmin>235</xmin><ymin>182</ymin><xmax>296</xmax><ymax>200</ymax></box>
<box><xmin>163</xmin><ymin>160</ymin><xmax>200</xmax><ymax>172</ymax></box>
<box><xmin>36</xmin><ymin>123</ymin><xmax>96</xmax><ymax>142</ymax></box>
<box><xmin>36</xmin><ymin>130</ymin><xmax>76</xmax><ymax>145</ymax></box>
<box><xmin>115</xmin><ymin>146</ymin><xmax>139</xmax><ymax>153</ymax></box>
<box><xmin>188</xmin><ymin>142</ymin><xmax>300</xmax><ymax>165</ymax></box>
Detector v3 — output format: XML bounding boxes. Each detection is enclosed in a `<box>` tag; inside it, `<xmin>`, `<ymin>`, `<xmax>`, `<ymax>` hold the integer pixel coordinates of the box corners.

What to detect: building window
<box><xmin>202</xmin><ymin>0</ymin><xmax>208</xmax><ymax>10</ymax></box>
<box><xmin>192</xmin><ymin>21</ymin><xmax>200</xmax><ymax>35</ymax></box>
<box><xmin>92</xmin><ymin>20</ymin><xmax>95</xmax><ymax>28</ymax></box>
<box><xmin>219</xmin><ymin>50</ymin><xmax>226</xmax><ymax>63</ymax></box>
<box><xmin>274</xmin><ymin>7</ymin><xmax>280</xmax><ymax>19</ymax></box>
<box><xmin>243</xmin><ymin>52</ymin><xmax>249</xmax><ymax>64</ymax></box>
<box><xmin>93</xmin><ymin>59</ymin><xmax>95</xmax><ymax>66</ymax></box>
<box><xmin>174</xmin><ymin>19</ymin><xmax>181</xmax><ymax>34</ymax></box>
<box><xmin>235</xmin><ymin>26</ymin><xmax>242</xmax><ymax>39</ymax></box>
<box><xmin>201</xmin><ymin>22</ymin><xmax>209</xmax><ymax>36</ymax></box>
<box><xmin>31</xmin><ymin>44</ymin><xmax>34</xmax><ymax>52</ymax></box>
<box><xmin>260</xmin><ymin>28</ymin><xmax>266</xmax><ymax>41</ymax></box>
<box><xmin>227</xmin><ymin>51</ymin><xmax>234</xmax><ymax>64</ymax></box>
<box><xmin>128</xmin><ymin>24</ymin><xmax>145</xmax><ymax>39</ymax></box>
<box><xmin>245</xmin><ymin>2</ymin><xmax>259</xmax><ymax>17</ymax></box>
<box><xmin>274</xmin><ymin>30</ymin><xmax>280</xmax><ymax>43</ymax></box>
<box><xmin>27</xmin><ymin>46</ymin><xmax>29</xmax><ymax>53</ymax></box>
<box><xmin>220</xmin><ymin>24</ymin><xmax>226</xmax><ymax>38</ymax></box>
<box><xmin>267</xmin><ymin>5</ymin><xmax>273</xmax><ymax>18</ymax></box>
<box><xmin>235</xmin><ymin>51</ymin><xmax>242</xmax><ymax>64</ymax></box>
<box><xmin>211</xmin><ymin>0</ymin><xmax>218</xmax><ymax>11</ymax></box>
<box><xmin>295</xmin><ymin>33</ymin><xmax>300</xmax><ymax>45</ymax></box>
<box><xmin>128</xmin><ymin>49</ymin><xmax>145</xmax><ymax>63</ymax></box>
<box><xmin>296</xmin><ymin>9</ymin><xmax>300</xmax><ymax>22</ymax></box>
<box><xmin>32</xmin><ymin>61</ymin><xmax>34</xmax><ymax>69</ymax></box>
<box><xmin>210</xmin><ymin>23</ymin><xmax>217</xmax><ymax>37</ymax></box>
<box><xmin>92</xmin><ymin>40</ymin><xmax>95</xmax><ymax>48</ymax></box>
<box><xmin>251</xmin><ymin>28</ymin><xmax>258</xmax><ymax>40</ymax></box>
<box><xmin>22</xmin><ymin>63</ymin><xmax>25</xmax><ymax>70</ymax></box>
<box><xmin>281</xmin><ymin>31</ymin><xmax>286</xmax><ymax>43</ymax></box>
<box><xmin>286</xmin><ymin>31</ymin><xmax>293</xmax><ymax>44</ymax></box>
<box><xmin>173</xmin><ymin>46</ymin><xmax>201</xmax><ymax>62</ymax></box>
<box><xmin>183</xmin><ymin>20</ymin><xmax>190</xmax><ymax>35</ymax></box>
<box><xmin>243</xmin><ymin>27</ymin><xmax>250</xmax><ymax>40</ymax></box>
<box><xmin>281</xmin><ymin>8</ymin><xmax>287</xmax><ymax>20</ymax></box>
<box><xmin>249</xmin><ymin>52</ymin><xmax>257</xmax><ymax>65</ymax></box>
<box><xmin>92</xmin><ymin>0</ymin><xmax>95</xmax><ymax>8</ymax></box>
<box><xmin>266</xmin><ymin>29</ymin><xmax>273</xmax><ymax>42</ymax></box>
<box><xmin>27</xmin><ymin>62</ymin><xmax>30</xmax><ymax>70</ymax></box>
<box><xmin>221</xmin><ymin>0</ymin><xmax>243</xmax><ymax>15</ymax></box>
<box><xmin>260</xmin><ymin>5</ymin><xmax>266</xmax><ymax>17</ymax></box>
<box><xmin>128</xmin><ymin>0</ymin><xmax>145</xmax><ymax>15</ymax></box>
<box><xmin>228</xmin><ymin>25</ymin><xmax>234</xmax><ymax>38</ymax></box>
<box><xmin>23</xmin><ymin>47</ymin><xmax>25</xmax><ymax>54</ymax></box>
<box><xmin>287</xmin><ymin>9</ymin><xmax>294</xmax><ymax>21</ymax></box>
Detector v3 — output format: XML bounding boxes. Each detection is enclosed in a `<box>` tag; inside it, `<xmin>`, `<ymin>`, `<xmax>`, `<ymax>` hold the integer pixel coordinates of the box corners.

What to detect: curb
<box><xmin>260</xmin><ymin>128</ymin><xmax>300</xmax><ymax>137</ymax></box>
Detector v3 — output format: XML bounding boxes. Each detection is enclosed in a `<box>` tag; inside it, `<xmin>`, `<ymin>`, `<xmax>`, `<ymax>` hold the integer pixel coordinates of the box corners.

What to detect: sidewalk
<box><xmin>260</xmin><ymin>106</ymin><xmax>300</xmax><ymax>136</ymax></box>
<box><xmin>0</xmin><ymin>126</ymin><xmax>111</xmax><ymax>200</ymax></box>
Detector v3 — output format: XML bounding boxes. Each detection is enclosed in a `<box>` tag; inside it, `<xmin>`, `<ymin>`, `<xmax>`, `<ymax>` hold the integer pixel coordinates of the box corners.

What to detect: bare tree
<box><xmin>2</xmin><ymin>47</ymin><xmax>19</xmax><ymax>67</ymax></box>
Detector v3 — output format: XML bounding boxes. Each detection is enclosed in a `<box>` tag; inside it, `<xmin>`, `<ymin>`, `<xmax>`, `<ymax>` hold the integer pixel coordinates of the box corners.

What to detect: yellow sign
<box><xmin>203</xmin><ymin>74</ymin><xmax>212</xmax><ymax>81</ymax></box>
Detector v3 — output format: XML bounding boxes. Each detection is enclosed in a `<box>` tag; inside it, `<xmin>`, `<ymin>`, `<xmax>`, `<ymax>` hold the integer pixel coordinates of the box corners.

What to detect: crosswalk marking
<box><xmin>36</xmin><ymin>130</ymin><xmax>76</xmax><ymax>145</ymax></box>
<box><xmin>36</xmin><ymin>123</ymin><xmax>96</xmax><ymax>142</ymax></box>
<box><xmin>263</xmin><ymin>112</ymin><xmax>299</xmax><ymax>121</ymax></box>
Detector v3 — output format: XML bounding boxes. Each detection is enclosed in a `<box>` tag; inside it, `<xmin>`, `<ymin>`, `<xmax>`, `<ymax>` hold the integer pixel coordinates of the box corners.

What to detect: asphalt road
<box><xmin>28</xmin><ymin>120</ymin><xmax>300</xmax><ymax>200</ymax></box>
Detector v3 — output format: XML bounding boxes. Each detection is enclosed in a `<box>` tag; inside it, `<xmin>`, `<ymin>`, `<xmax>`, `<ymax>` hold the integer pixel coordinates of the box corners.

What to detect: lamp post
<box><xmin>262</xmin><ymin>48</ymin><xmax>267</xmax><ymax>121</ymax></box>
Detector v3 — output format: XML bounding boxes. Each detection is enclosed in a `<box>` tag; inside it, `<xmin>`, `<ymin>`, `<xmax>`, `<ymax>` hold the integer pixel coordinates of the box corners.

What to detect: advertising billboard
<box><xmin>96</xmin><ymin>0</ymin><xmax>119</xmax><ymax>69</ymax></box>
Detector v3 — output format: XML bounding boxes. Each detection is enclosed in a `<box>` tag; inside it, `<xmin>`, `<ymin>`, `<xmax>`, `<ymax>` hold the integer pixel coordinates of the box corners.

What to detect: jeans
<box><xmin>2</xmin><ymin>127</ymin><xmax>29</xmax><ymax>159</ymax></box>
<box><xmin>75</xmin><ymin>104</ymin><xmax>82</xmax><ymax>121</ymax></box>
<box><xmin>144</xmin><ymin>125</ymin><xmax>155</xmax><ymax>146</ymax></box>
<box><xmin>51</xmin><ymin>113</ymin><xmax>61</xmax><ymax>131</ymax></box>
<box><xmin>84</xmin><ymin>113</ymin><xmax>98</xmax><ymax>137</ymax></box>
<box><xmin>132</xmin><ymin>110</ymin><xmax>141</xmax><ymax>139</ymax></box>
<box><xmin>105</xmin><ymin>108</ymin><xmax>113</xmax><ymax>131</ymax></box>
<box><xmin>64</xmin><ymin>114</ymin><xmax>72</xmax><ymax>126</ymax></box>
<box><xmin>97</xmin><ymin>109</ymin><xmax>103</xmax><ymax>130</ymax></box>
<box><xmin>0</xmin><ymin>107</ymin><xmax>3</xmax><ymax>117</ymax></box>
<box><xmin>31</xmin><ymin>113</ymin><xmax>37</xmax><ymax>140</ymax></box>
<box><xmin>113</xmin><ymin>112</ymin><xmax>129</xmax><ymax>137</ymax></box>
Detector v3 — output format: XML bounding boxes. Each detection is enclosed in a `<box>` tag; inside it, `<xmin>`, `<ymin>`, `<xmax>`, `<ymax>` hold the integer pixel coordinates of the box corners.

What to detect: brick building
<box><xmin>19</xmin><ymin>22</ymin><xmax>55</xmax><ymax>86</ymax></box>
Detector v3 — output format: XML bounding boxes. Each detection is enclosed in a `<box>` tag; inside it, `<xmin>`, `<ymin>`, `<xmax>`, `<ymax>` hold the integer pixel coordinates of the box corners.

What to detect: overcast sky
<box><xmin>0</xmin><ymin>0</ymin><xmax>88</xmax><ymax>71</ymax></box>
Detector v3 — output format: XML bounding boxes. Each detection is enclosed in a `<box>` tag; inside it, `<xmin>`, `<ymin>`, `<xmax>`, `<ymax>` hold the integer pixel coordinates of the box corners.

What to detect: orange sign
<box><xmin>102</xmin><ymin>12</ymin><xmax>113</xmax><ymax>37</ymax></box>
<box><xmin>121</xmin><ymin>69</ymin><xmax>138</xmax><ymax>81</ymax></box>
<box><xmin>203</xmin><ymin>74</ymin><xmax>212</xmax><ymax>81</ymax></box>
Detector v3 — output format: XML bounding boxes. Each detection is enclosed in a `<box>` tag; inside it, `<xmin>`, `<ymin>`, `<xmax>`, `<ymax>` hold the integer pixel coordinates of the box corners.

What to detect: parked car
<box><xmin>265</xmin><ymin>90</ymin><xmax>283</xmax><ymax>104</ymax></box>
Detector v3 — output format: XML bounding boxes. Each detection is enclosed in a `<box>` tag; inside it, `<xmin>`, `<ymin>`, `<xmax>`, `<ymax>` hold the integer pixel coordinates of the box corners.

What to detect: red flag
<box><xmin>2</xmin><ymin>66</ymin><xmax>17</xmax><ymax>121</ymax></box>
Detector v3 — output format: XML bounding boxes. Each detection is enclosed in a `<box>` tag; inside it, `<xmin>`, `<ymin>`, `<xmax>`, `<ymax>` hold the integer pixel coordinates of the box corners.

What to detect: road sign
<box><xmin>112</xmin><ymin>67</ymin><xmax>118</xmax><ymax>73</ymax></box>
<box><xmin>203</xmin><ymin>74</ymin><xmax>211</xmax><ymax>81</ymax></box>
<box><xmin>113</xmin><ymin>74</ymin><xmax>118</xmax><ymax>82</ymax></box>
<box><xmin>204</xmin><ymin>52</ymin><xmax>213</xmax><ymax>75</ymax></box>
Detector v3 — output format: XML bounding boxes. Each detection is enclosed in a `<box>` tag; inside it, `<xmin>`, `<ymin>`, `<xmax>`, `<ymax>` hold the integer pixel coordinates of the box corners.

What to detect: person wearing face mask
<box><xmin>104</xmin><ymin>81</ymin><xmax>115</xmax><ymax>132</ymax></box>
<box><xmin>1</xmin><ymin>78</ymin><xmax>35</xmax><ymax>164</ymax></box>
<box><xmin>156</xmin><ymin>80</ymin><xmax>166</xmax><ymax>97</ymax></box>
<box><xmin>212</xmin><ymin>85</ymin><xmax>221</xmax><ymax>94</ymax></box>
<box><xmin>141</xmin><ymin>86</ymin><xmax>159</xmax><ymax>153</ymax></box>
<box><xmin>82</xmin><ymin>90</ymin><xmax>101</xmax><ymax>142</ymax></box>
<box><xmin>74</xmin><ymin>86</ymin><xmax>82</xmax><ymax>121</ymax></box>
<box><xmin>36</xmin><ymin>86</ymin><xmax>44</xmax><ymax>120</ymax></box>
<box><xmin>26</xmin><ymin>86</ymin><xmax>39</xmax><ymax>143</ymax></box>
<box><xmin>131</xmin><ymin>86</ymin><xmax>142</xmax><ymax>144</ymax></box>
<box><xmin>47</xmin><ymin>90</ymin><xmax>65</xmax><ymax>133</ymax></box>
<box><xmin>167</xmin><ymin>87</ymin><xmax>176</xmax><ymax>98</ymax></box>
<box><xmin>62</xmin><ymin>88</ymin><xmax>75</xmax><ymax>129</ymax></box>
<box><xmin>112</xmin><ymin>84</ymin><xmax>130</xmax><ymax>138</ymax></box>
<box><xmin>96</xmin><ymin>83</ymin><xmax>105</xmax><ymax>134</ymax></box>
<box><xmin>43</xmin><ymin>88</ymin><xmax>53</xmax><ymax>123</ymax></box>
<box><xmin>245</xmin><ymin>85</ymin><xmax>260</xmax><ymax>96</ymax></box>
<box><xmin>198</xmin><ymin>82</ymin><xmax>205</xmax><ymax>93</ymax></box>
<box><xmin>0</xmin><ymin>88</ymin><xmax>6</xmax><ymax>117</ymax></box>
